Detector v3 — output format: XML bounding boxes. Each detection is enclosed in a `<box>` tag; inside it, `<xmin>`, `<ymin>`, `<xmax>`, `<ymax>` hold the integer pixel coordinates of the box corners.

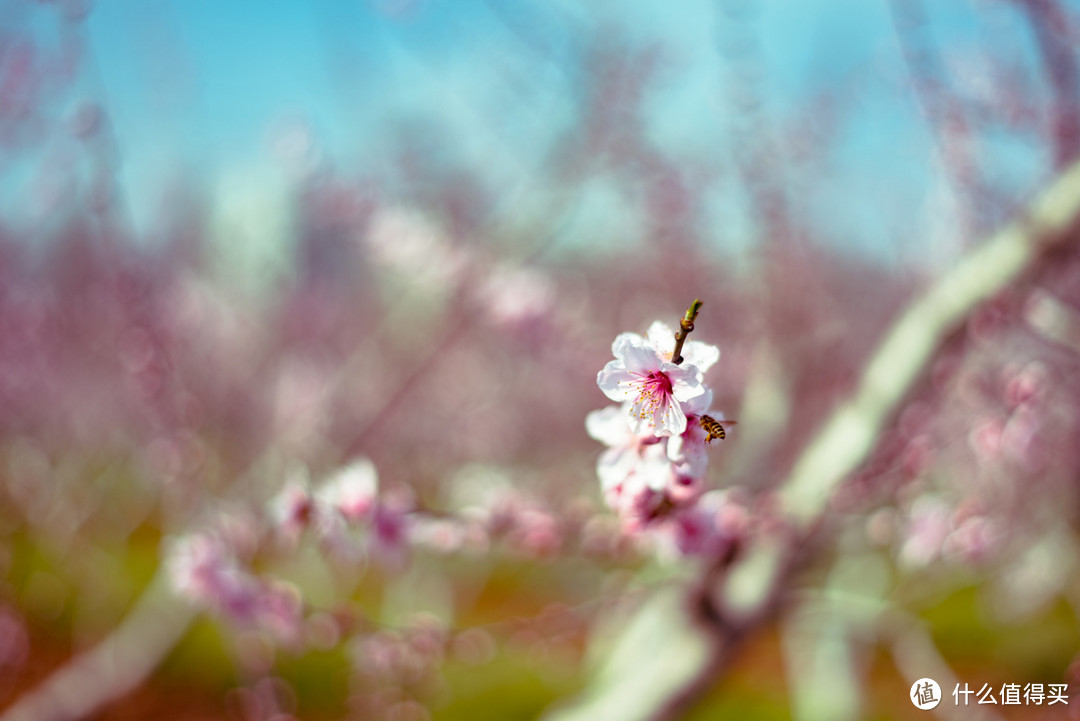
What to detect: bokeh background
<box><xmin>3</xmin><ymin>1</ymin><xmax>1080</xmax><ymax>719</ymax></box>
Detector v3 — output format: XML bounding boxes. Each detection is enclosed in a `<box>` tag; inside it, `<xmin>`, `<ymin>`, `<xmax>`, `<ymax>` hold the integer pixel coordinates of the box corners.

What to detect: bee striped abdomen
<box><xmin>699</xmin><ymin>414</ymin><xmax>735</xmax><ymax>443</ymax></box>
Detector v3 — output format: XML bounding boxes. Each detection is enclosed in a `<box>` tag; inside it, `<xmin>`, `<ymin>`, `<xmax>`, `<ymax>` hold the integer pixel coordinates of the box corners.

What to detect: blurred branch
<box><xmin>546</xmin><ymin>158</ymin><xmax>1080</xmax><ymax>721</ymax></box>
<box><xmin>339</xmin><ymin>314</ymin><xmax>471</xmax><ymax>462</ymax></box>
<box><xmin>1008</xmin><ymin>0</ymin><xmax>1080</xmax><ymax>168</ymax></box>
<box><xmin>888</xmin><ymin>0</ymin><xmax>978</xmax><ymax>238</ymax></box>
<box><xmin>725</xmin><ymin>340</ymin><xmax>792</xmax><ymax>487</ymax></box>
<box><xmin>780</xmin><ymin>158</ymin><xmax>1080</xmax><ymax>523</ymax></box>
<box><xmin>335</xmin><ymin>209</ymin><xmax>572</xmax><ymax>463</ymax></box>
<box><xmin>889</xmin><ymin>612</ymin><xmax>1007</xmax><ymax>721</ymax></box>
<box><xmin>715</xmin><ymin>1</ymin><xmax>794</xmax><ymax>246</ymax></box>
<box><xmin>791</xmin><ymin>585</ymin><xmax>1007</xmax><ymax>721</ymax></box>
<box><xmin>541</xmin><ymin>582</ymin><xmax>744</xmax><ymax>721</ymax></box>
<box><xmin>0</xmin><ymin>571</ymin><xmax>197</xmax><ymax>721</ymax></box>
<box><xmin>715</xmin><ymin>155</ymin><xmax>1080</xmax><ymax>715</ymax></box>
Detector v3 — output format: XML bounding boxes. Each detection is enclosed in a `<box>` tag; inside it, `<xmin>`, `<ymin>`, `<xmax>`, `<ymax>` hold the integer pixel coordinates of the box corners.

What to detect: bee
<box><xmin>699</xmin><ymin>414</ymin><xmax>737</xmax><ymax>444</ymax></box>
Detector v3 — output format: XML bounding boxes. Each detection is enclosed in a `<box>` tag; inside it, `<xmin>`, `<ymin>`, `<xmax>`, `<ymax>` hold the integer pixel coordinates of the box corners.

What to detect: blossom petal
<box><xmin>638</xmin><ymin>444</ymin><xmax>677</xmax><ymax>491</ymax></box>
<box><xmin>586</xmin><ymin>406</ymin><xmax>634</xmax><ymax>446</ymax></box>
<box><xmin>646</xmin><ymin>321</ymin><xmax>676</xmax><ymax>360</ymax></box>
<box><xmin>668</xmin><ymin>429</ymin><xmax>708</xmax><ymax>477</ymax></box>
<box><xmin>613</xmin><ymin>334</ymin><xmax>662</xmax><ymax>374</ymax></box>
<box><xmin>597</xmin><ymin>362</ymin><xmax>639</xmax><ymax>401</ymax></box>
<box><xmin>681</xmin><ymin>388</ymin><xmax>713</xmax><ymax>416</ymax></box>
<box><xmin>645</xmin><ymin>321</ymin><xmax>719</xmax><ymax>371</ymax></box>
<box><xmin>597</xmin><ymin>446</ymin><xmax>638</xmax><ymax>492</ymax></box>
<box><xmin>625</xmin><ymin>388</ymin><xmax>654</xmax><ymax>435</ymax></box>
<box><xmin>681</xmin><ymin>340</ymin><xmax>720</xmax><ymax>373</ymax></box>
<box><xmin>664</xmin><ymin>363</ymin><xmax>706</xmax><ymax>402</ymax></box>
<box><xmin>653</xmin><ymin>393</ymin><xmax>688</xmax><ymax>436</ymax></box>
<box><xmin>611</xmin><ymin>331</ymin><xmax>645</xmax><ymax>359</ymax></box>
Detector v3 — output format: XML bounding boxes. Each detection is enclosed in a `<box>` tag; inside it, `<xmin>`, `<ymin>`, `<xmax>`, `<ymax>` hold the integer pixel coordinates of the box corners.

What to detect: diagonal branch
<box><xmin>0</xmin><ymin>571</ymin><xmax>197</xmax><ymax>721</ymax></box>
<box><xmin>779</xmin><ymin>159</ymin><xmax>1080</xmax><ymax>524</ymax></box>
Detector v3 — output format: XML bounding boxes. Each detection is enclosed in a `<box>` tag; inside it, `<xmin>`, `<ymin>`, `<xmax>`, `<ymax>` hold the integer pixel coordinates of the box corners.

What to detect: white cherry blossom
<box><xmin>597</xmin><ymin>333</ymin><xmax>707</xmax><ymax>436</ymax></box>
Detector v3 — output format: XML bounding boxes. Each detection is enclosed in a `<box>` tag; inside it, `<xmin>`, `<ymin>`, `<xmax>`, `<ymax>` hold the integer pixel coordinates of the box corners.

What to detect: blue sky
<box><xmin>3</xmin><ymin>0</ymin><xmax>1066</xmax><ymax>262</ymax></box>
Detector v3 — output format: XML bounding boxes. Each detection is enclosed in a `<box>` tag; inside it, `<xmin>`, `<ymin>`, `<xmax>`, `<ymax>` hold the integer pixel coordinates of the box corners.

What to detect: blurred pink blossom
<box><xmin>475</xmin><ymin>264</ymin><xmax>556</xmax><ymax>329</ymax></box>
<box><xmin>165</xmin><ymin>531</ymin><xmax>260</xmax><ymax>617</ymax></box>
<box><xmin>656</xmin><ymin>489</ymin><xmax>749</xmax><ymax>559</ymax></box>
<box><xmin>316</xmin><ymin>459</ymin><xmax>379</xmax><ymax>524</ymax></box>
<box><xmin>362</xmin><ymin>207</ymin><xmax>468</xmax><ymax>292</ymax></box>
<box><xmin>369</xmin><ymin>497</ymin><xmax>412</xmax><ymax>570</ymax></box>
<box><xmin>603</xmin><ymin>444</ymin><xmax>674</xmax><ymax>531</ymax></box>
<box><xmin>899</xmin><ymin>495</ymin><xmax>952</xmax><ymax>568</ymax></box>
<box><xmin>268</xmin><ymin>473</ymin><xmax>316</xmax><ymax>548</ymax></box>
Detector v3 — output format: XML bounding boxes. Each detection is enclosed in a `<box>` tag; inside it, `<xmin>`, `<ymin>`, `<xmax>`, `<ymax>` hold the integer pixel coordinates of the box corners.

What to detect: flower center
<box><xmin>644</xmin><ymin>370</ymin><xmax>673</xmax><ymax>396</ymax></box>
<box><xmin>635</xmin><ymin>371</ymin><xmax>673</xmax><ymax>417</ymax></box>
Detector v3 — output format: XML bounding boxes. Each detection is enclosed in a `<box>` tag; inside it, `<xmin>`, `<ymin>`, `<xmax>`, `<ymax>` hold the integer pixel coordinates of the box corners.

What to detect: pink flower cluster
<box><xmin>589</xmin><ymin>320</ymin><xmax>741</xmax><ymax>549</ymax></box>
<box><xmin>165</xmin><ymin>524</ymin><xmax>303</xmax><ymax>643</ymax></box>
<box><xmin>268</xmin><ymin>459</ymin><xmax>410</xmax><ymax>568</ymax></box>
<box><xmin>164</xmin><ymin>458</ymin><xmax>590</xmax><ymax>648</ymax></box>
<box><xmin>163</xmin><ymin>459</ymin><xmax>398</xmax><ymax>643</ymax></box>
<box><xmin>269</xmin><ymin>459</ymin><xmax>569</xmax><ymax>563</ymax></box>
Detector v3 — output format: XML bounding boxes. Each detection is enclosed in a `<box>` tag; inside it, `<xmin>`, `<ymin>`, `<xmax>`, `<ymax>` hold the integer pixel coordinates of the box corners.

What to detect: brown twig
<box><xmin>670</xmin><ymin>298</ymin><xmax>703</xmax><ymax>365</ymax></box>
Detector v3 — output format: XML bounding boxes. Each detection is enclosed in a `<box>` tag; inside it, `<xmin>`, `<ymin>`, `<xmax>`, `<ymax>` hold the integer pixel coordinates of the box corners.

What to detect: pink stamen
<box><xmin>635</xmin><ymin>370</ymin><xmax>673</xmax><ymax>419</ymax></box>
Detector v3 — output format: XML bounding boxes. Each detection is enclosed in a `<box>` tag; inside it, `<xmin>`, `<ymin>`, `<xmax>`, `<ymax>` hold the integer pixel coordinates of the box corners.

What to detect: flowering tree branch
<box><xmin>546</xmin><ymin>157</ymin><xmax>1080</xmax><ymax>721</ymax></box>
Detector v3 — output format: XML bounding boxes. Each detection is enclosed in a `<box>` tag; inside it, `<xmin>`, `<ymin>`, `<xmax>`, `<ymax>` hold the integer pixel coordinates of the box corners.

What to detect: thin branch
<box><xmin>888</xmin><ymin>0</ymin><xmax>980</xmax><ymax>239</ymax></box>
<box><xmin>670</xmin><ymin>298</ymin><xmax>703</xmax><ymax>365</ymax></box>
<box><xmin>1009</xmin><ymin>0</ymin><xmax>1080</xmax><ymax>168</ymax></box>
